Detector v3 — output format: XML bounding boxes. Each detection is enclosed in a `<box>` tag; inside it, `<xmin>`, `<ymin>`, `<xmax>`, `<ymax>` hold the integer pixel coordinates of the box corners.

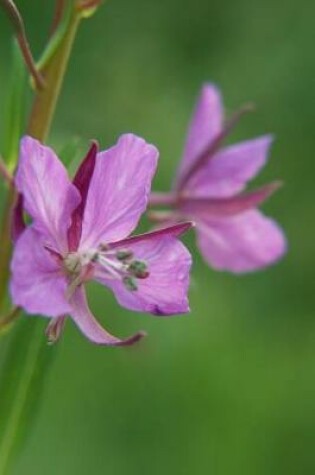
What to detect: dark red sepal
<box><xmin>68</xmin><ymin>141</ymin><xmax>98</xmax><ymax>251</ymax></box>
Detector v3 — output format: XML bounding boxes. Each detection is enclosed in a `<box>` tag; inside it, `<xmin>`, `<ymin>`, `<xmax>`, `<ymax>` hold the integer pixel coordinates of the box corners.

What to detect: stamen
<box><xmin>97</xmin><ymin>255</ymin><xmax>123</xmax><ymax>279</ymax></box>
<box><xmin>63</xmin><ymin>246</ymin><xmax>150</xmax><ymax>295</ymax></box>
<box><xmin>98</xmin><ymin>243</ymin><xmax>109</xmax><ymax>252</ymax></box>
<box><xmin>97</xmin><ymin>247</ymin><xmax>150</xmax><ymax>290</ymax></box>
<box><xmin>128</xmin><ymin>260</ymin><xmax>149</xmax><ymax>279</ymax></box>
<box><xmin>123</xmin><ymin>276</ymin><xmax>138</xmax><ymax>291</ymax></box>
<box><xmin>116</xmin><ymin>249</ymin><xmax>134</xmax><ymax>261</ymax></box>
<box><xmin>45</xmin><ymin>316</ymin><xmax>66</xmax><ymax>344</ymax></box>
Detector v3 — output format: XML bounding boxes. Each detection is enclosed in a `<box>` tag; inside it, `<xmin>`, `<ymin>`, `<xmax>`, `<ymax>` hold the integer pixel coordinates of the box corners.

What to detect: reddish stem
<box><xmin>1</xmin><ymin>0</ymin><xmax>44</xmax><ymax>89</ymax></box>
<box><xmin>149</xmin><ymin>192</ymin><xmax>177</xmax><ymax>207</ymax></box>
<box><xmin>49</xmin><ymin>0</ymin><xmax>66</xmax><ymax>36</ymax></box>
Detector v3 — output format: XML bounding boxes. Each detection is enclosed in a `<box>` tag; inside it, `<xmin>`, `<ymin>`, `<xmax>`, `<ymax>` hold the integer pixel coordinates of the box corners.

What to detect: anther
<box><xmin>128</xmin><ymin>260</ymin><xmax>149</xmax><ymax>279</ymax></box>
<box><xmin>116</xmin><ymin>249</ymin><xmax>134</xmax><ymax>262</ymax></box>
<box><xmin>98</xmin><ymin>243</ymin><xmax>109</xmax><ymax>252</ymax></box>
<box><xmin>123</xmin><ymin>276</ymin><xmax>138</xmax><ymax>291</ymax></box>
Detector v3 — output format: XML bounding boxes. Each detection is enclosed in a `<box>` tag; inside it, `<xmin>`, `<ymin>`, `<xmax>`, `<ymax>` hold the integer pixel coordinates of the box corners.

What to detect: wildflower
<box><xmin>10</xmin><ymin>135</ymin><xmax>192</xmax><ymax>345</ymax></box>
<box><xmin>149</xmin><ymin>84</ymin><xmax>287</xmax><ymax>273</ymax></box>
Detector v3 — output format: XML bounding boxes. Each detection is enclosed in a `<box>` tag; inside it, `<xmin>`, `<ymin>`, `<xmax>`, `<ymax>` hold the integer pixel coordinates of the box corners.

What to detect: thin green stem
<box><xmin>27</xmin><ymin>8</ymin><xmax>81</xmax><ymax>141</ymax></box>
<box><xmin>3</xmin><ymin>40</ymin><xmax>27</xmax><ymax>171</ymax></box>
<box><xmin>0</xmin><ymin>307</ymin><xmax>21</xmax><ymax>334</ymax></box>
<box><xmin>50</xmin><ymin>0</ymin><xmax>66</xmax><ymax>36</ymax></box>
<box><xmin>0</xmin><ymin>0</ymin><xmax>44</xmax><ymax>90</ymax></box>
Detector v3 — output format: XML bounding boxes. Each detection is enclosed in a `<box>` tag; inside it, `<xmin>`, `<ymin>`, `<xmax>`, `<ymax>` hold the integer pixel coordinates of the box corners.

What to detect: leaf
<box><xmin>0</xmin><ymin>317</ymin><xmax>57</xmax><ymax>474</ymax></box>
<box><xmin>2</xmin><ymin>40</ymin><xmax>27</xmax><ymax>172</ymax></box>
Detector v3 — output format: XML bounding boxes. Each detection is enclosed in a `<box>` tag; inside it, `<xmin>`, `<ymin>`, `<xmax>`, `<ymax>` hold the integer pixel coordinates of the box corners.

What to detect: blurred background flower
<box><xmin>0</xmin><ymin>0</ymin><xmax>314</xmax><ymax>474</ymax></box>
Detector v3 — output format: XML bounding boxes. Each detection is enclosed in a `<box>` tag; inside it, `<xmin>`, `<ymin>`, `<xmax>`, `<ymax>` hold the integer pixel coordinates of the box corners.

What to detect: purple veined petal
<box><xmin>179</xmin><ymin>182</ymin><xmax>281</xmax><ymax>218</ymax></box>
<box><xmin>68</xmin><ymin>141</ymin><xmax>98</xmax><ymax>251</ymax></box>
<box><xmin>10</xmin><ymin>226</ymin><xmax>71</xmax><ymax>317</ymax></box>
<box><xmin>95</xmin><ymin>227</ymin><xmax>192</xmax><ymax>316</ymax></box>
<box><xmin>175</xmin><ymin>83</ymin><xmax>223</xmax><ymax>189</ymax></box>
<box><xmin>184</xmin><ymin>135</ymin><xmax>273</xmax><ymax>198</ymax></box>
<box><xmin>80</xmin><ymin>134</ymin><xmax>159</xmax><ymax>249</ymax></box>
<box><xmin>70</xmin><ymin>286</ymin><xmax>146</xmax><ymax>346</ymax></box>
<box><xmin>177</xmin><ymin>103</ymin><xmax>255</xmax><ymax>191</ymax></box>
<box><xmin>195</xmin><ymin>209</ymin><xmax>287</xmax><ymax>273</ymax></box>
<box><xmin>15</xmin><ymin>136</ymin><xmax>81</xmax><ymax>252</ymax></box>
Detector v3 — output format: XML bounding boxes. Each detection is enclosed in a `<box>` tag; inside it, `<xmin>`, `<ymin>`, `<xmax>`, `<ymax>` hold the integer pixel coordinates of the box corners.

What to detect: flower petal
<box><xmin>196</xmin><ymin>209</ymin><xmax>287</xmax><ymax>273</ymax></box>
<box><xmin>70</xmin><ymin>287</ymin><xmax>145</xmax><ymax>346</ymax></box>
<box><xmin>184</xmin><ymin>135</ymin><xmax>273</xmax><ymax>198</ymax></box>
<box><xmin>80</xmin><ymin>134</ymin><xmax>158</xmax><ymax>249</ymax></box>
<box><xmin>15</xmin><ymin>136</ymin><xmax>81</xmax><ymax>252</ymax></box>
<box><xmin>10</xmin><ymin>227</ymin><xmax>71</xmax><ymax>317</ymax></box>
<box><xmin>95</xmin><ymin>228</ymin><xmax>192</xmax><ymax>316</ymax></box>
<box><xmin>180</xmin><ymin>182</ymin><xmax>281</xmax><ymax>217</ymax></box>
<box><xmin>175</xmin><ymin>83</ymin><xmax>223</xmax><ymax>189</ymax></box>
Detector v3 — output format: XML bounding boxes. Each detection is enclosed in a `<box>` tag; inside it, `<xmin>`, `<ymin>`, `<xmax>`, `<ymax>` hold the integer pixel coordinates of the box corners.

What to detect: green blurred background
<box><xmin>1</xmin><ymin>0</ymin><xmax>315</xmax><ymax>473</ymax></box>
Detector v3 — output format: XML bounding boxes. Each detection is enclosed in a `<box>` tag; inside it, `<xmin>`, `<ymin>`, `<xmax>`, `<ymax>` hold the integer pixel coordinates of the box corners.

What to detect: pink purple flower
<box><xmin>149</xmin><ymin>84</ymin><xmax>287</xmax><ymax>273</ymax></box>
<box><xmin>10</xmin><ymin>135</ymin><xmax>192</xmax><ymax>345</ymax></box>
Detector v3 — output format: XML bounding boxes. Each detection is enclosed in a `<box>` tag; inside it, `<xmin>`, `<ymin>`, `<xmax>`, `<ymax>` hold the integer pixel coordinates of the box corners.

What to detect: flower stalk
<box><xmin>27</xmin><ymin>5</ymin><xmax>81</xmax><ymax>141</ymax></box>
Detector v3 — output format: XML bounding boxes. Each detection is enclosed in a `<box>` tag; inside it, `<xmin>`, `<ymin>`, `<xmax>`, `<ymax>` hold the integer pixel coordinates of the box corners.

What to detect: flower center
<box><xmin>96</xmin><ymin>245</ymin><xmax>149</xmax><ymax>291</ymax></box>
<box><xmin>62</xmin><ymin>246</ymin><xmax>149</xmax><ymax>293</ymax></box>
<box><xmin>63</xmin><ymin>250</ymin><xmax>97</xmax><ymax>277</ymax></box>
<box><xmin>62</xmin><ymin>250</ymin><xmax>97</xmax><ymax>299</ymax></box>
<box><xmin>63</xmin><ymin>253</ymin><xmax>82</xmax><ymax>276</ymax></box>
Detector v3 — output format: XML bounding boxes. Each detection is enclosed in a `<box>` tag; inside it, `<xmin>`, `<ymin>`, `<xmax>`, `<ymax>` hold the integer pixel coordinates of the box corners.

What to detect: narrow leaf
<box><xmin>2</xmin><ymin>40</ymin><xmax>27</xmax><ymax>171</ymax></box>
<box><xmin>0</xmin><ymin>318</ymin><xmax>57</xmax><ymax>474</ymax></box>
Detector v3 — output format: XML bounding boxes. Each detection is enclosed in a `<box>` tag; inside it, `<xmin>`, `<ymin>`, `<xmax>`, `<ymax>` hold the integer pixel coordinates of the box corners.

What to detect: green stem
<box><xmin>0</xmin><ymin>306</ymin><xmax>20</xmax><ymax>333</ymax></box>
<box><xmin>27</xmin><ymin>8</ymin><xmax>81</xmax><ymax>141</ymax></box>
